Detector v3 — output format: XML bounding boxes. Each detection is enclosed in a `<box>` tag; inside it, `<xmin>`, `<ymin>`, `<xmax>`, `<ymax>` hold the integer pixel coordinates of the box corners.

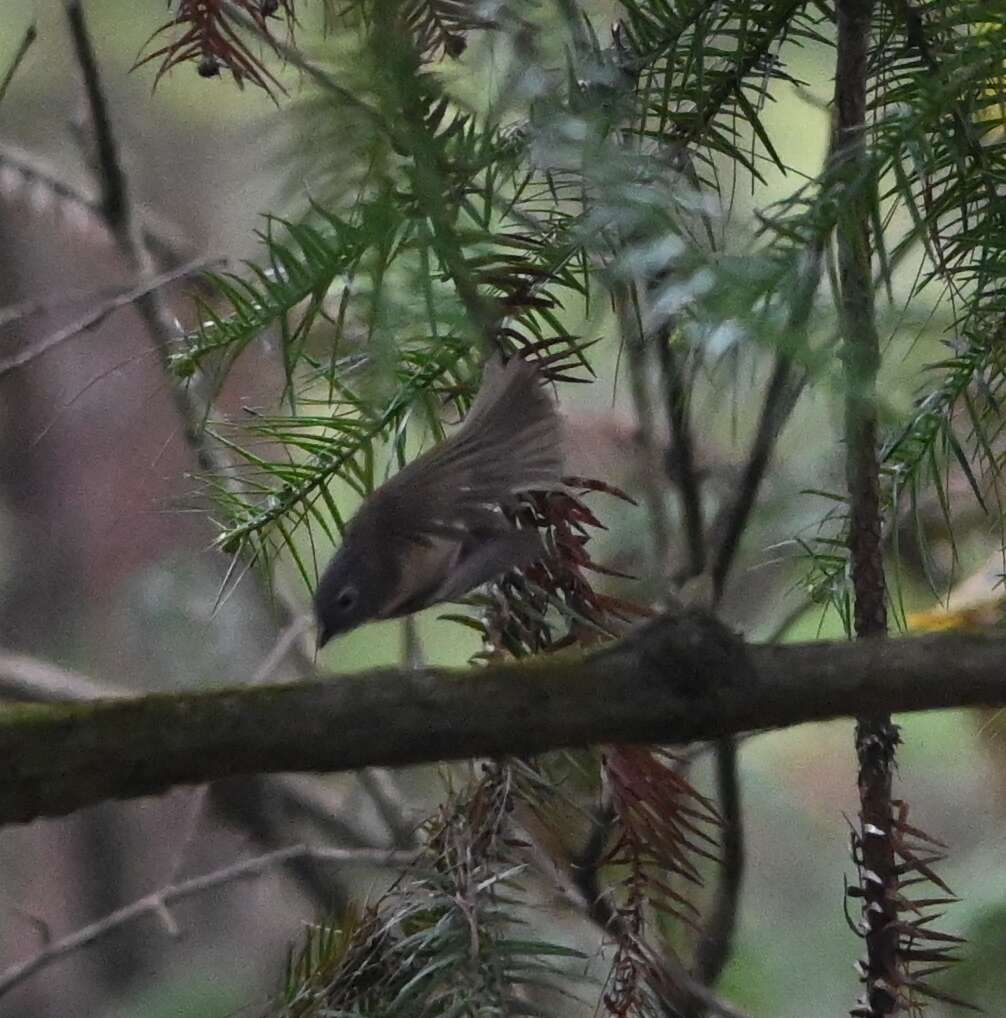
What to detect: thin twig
<box><xmin>568</xmin><ymin>800</ymin><xmax>615</xmax><ymax>914</ymax></box>
<box><xmin>401</xmin><ymin>615</ymin><xmax>424</xmax><ymax>669</ymax></box>
<box><xmin>617</xmin><ymin>282</ymin><xmax>672</xmax><ymax>567</ymax></box>
<box><xmin>359</xmin><ymin>770</ymin><xmax>418</xmax><ymax>848</ymax></box>
<box><xmin>691</xmin><ymin>237</ymin><xmax>828</xmax><ymax>1005</ymax></box>
<box><xmin>0</xmin><ymin>843</ymin><xmax>414</xmax><ymax>1000</ymax></box>
<box><xmin>0</xmin><ymin>22</ymin><xmax>36</xmax><ymax>105</ymax></box>
<box><xmin>692</xmin><ymin>352</ymin><xmax>802</xmax><ymax>1006</ymax></box>
<box><xmin>66</xmin><ymin>0</ymin><xmax>222</xmax><ymax>470</ymax></box>
<box><xmin>0</xmin><ymin>280</ymin><xmax>154</xmax><ymax>330</ymax></box>
<box><xmin>522</xmin><ymin>810</ymin><xmax>751</xmax><ymax>1018</ymax></box>
<box><xmin>250</xmin><ymin>613</ymin><xmax>314</xmax><ymax>685</ymax></box>
<box><xmin>657</xmin><ymin>328</ymin><xmax>705</xmax><ymax>578</ymax></box>
<box><xmin>66</xmin><ymin>2</ymin><xmax>128</xmax><ymax>232</ymax></box>
<box><xmin>0</xmin><ymin>260</ymin><xmax>210</xmax><ymax>378</ymax></box>
<box><xmin>709</xmin><ymin>355</ymin><xmax>806</xmax><ymax>601</ymax></box>
<box><xmin>259</xmin><ymin>773</ymin><xmax>365</xmax><ymax>847</ymax></box>
<box><xmin>0</xmin><ymin>652</ymin><xmax>124</xmax><ymax>702</ymax></box>
<box><xmin>692</xmin><ymin>738</ymin><xmax>741</xmax><ymax>985</ymax></box>
<box><xmin>206</xmin><ymin>774</ymin><xmax>368</xmax><ymax>912</ymax></box>
<box><xmin>0</xmin><ymin>143</ymin><xmax>191</xmax><ymax>266</ymax></box>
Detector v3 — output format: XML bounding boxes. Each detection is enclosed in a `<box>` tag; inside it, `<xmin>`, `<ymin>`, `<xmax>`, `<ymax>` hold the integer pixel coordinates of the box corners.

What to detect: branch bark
<box><xmin>4</xmin><ymin>611</ymin><xmax>1006</xmax><ymax>828</ymax></box>
<box><xmin>835</xmin><ymin>0</ymin><xmax>900</xmax><ymax>1012</ymax></box>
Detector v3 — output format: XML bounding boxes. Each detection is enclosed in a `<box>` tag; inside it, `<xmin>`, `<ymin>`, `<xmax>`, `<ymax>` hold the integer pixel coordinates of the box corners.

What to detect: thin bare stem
<box><xmin>692</xmin><ymin>738</ymin><xmax>741</xmax><ymax>986</ymax></box>
<box><xmin>0</xmin><ymin>260</ymin><xmax>210</xmax><ymax>378</ymax></box>
<box><xmin>66</xmin><ymin>3</ymin><xmax>128</xmax><ymax>234</ymax></box>
<box><xmin>66</xmin><ymin>1</ymin><xmax>221</xmax><ymax>472</ymax></box>
<box><xmin>0</xmin><ymin>843</ymin><xmax>414</xmax><ymax>1000</ymax></box>
<box><xmin>710</xmin><ymin>356</ymin><xmax>806</xmax><ymax>601</ymax></box>
<box><xmin>0</xmin><ymin>652</ymin><xmax>124</xmax><ymax>702</ymax></box>
<box><xmin>693</xmin><ymin>354</ymin><xmax>800</xmax><ymax>1001</ymax></box>
<box><xmin>64</xmin><ymin>0</ymin><xmax>320</xmax><ymax>675</ymax></box>
<box><xmin>529</xmin><ymin>810</ymin><xmax>751</xmax><ymax>1018</ymax></box>
<box><xmin>658</xmin><ymin>331</ymin><xmax>705</xmax><ymax>578</ymax></box>
<box><xmin>359</xmin><ymin>769</ymin><xmax>418</xmax><ymax>848</ymax></box>
<box><xmin>687</xmin><ymin>254</ymin><xmax>826</xmax><ymax>1002</ymax></box>
<box><xmin>617</xmin><ymin>282</ymin><xmax>673</xmax><ymax>567</ymax></box>
<box><xmin>0</xmin><ymin>143</ymin><xmax>191</xmax><ymax>266</ymax></box>
<box><xmin>0</xmin><ymin>22</ymin><xmax>36</xmax><ymax>106</ymax></box>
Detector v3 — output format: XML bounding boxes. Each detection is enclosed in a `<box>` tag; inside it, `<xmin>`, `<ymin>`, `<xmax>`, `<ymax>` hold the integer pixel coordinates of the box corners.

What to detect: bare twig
<box><xmin>658</xmin><ymin>330</ymin><xmax>705</xmax><ymax>579</ymax></box>
<box><xmin>249</xmin><ymin>613</ymin><xmax>314</xmax><ymax>685</ymax></box>
<box><xmin>66</xmin><ymin>0</ymin><xmax>224</xmax><ymax>473</ymax></box>
<box><xmin>0</xmin><ymin>260</ymin><xmax>210</xmax><ymax>378</ymax></box>
<box><xmin>568</xmin><ymin>800</ymin><xmax>615</xmax><ymax>920</ymax></box>
<box><xmin>617</xmin><ymin>282</ymin><xmax>672</xmax><ymax>567</ymax></box>
<box><xmin>0</xmin><ymin>280</ymin><xmax>158</xmax><ymax>329</ymax></box>
<box><xmin>64</xmin><ymin>0</ymin><xmax>323</xmax><ymax>687</ymax></box>
<box><xmin>64</xmin><ymin>0</ymin><xmax>316</xmax><ymax>652</ymax></box>
<box><xmin>0</xmin><ymin>22</ymin><xmax>36</xmax><ymax>105</ymax></box>
<box><xmin>693</xmin><ymin>166</ymin><xmax>831</xmax><ymax>1008</ymax></box>
<box><xmin>523</xmin><ymin>809</ymin><xmax>751</xmax><ymax>1018</ymax></box>
<box><xmin>709</xmin><ymin>356</ymin><xmax>806</xmax><ymax>601</ymax></box>
<box><xmin>261</xmin><ymin>773</ymin><xmax>367</xmax><ymax>848</ymax></box>
<box><xmin>692</xmin><ymin>738</ymin><xmax>741</xmax><ymax>986</ymax></box>
<box><xmin>401</xmin><ymin>615</ymin><xmax>424</xmax><ymax>669</ymax></box>
<box><xmin>206</xmin><ymin>775</ymin><xmax>370</xmax><ymax>912</ymax></box>
<box><xmin>0</xmin><ymin>143</ymin><xmax>190</xmax><ymax>266</ymax></box>
<box><xmin>687</xmin><ymin>353</ymin><xmax>801</xmax><ymax>1003</ymax></box>
<box><xmin>66</xmin><ymin>3</ymin><xmax>128</xmax><ymax>236</ymax></box>
<box><xmin>0</xmin><ymin>652</ymin><xmax>124</xmax><ymax>702</ymax></box>
<box><xmin>0</xmin><ymin>843</ymin><xmax>414</xmax><ymax>1000</ymax></box>
<box><xmin>359</xmin><ymin>769</ymin><xmax>418</xmax><ymax>848</ymax></box>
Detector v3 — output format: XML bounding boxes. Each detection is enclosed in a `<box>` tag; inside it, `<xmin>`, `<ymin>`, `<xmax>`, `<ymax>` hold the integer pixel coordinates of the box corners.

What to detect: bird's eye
<box><xmin>336</xmin><ymin>586</ymin><xmax>358</xmax><ymax>611</ymax></box>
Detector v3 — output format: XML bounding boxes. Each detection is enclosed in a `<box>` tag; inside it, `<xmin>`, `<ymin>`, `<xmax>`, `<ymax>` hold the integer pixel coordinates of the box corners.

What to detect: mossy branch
<box><xmin>4</xmin><ymin>610</ymin><xmax>1006</xmax><ymax>828</ymax></box>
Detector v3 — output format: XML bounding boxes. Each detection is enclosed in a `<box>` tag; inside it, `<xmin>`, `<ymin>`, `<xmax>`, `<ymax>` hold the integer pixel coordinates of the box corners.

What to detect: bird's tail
<box><xmin>446</xmin><ymin>354</ymin><xmax>564</xmax><ymax>494</ymax></box>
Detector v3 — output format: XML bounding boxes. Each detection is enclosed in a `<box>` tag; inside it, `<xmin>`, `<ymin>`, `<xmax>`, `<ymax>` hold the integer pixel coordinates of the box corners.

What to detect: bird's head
<box><xmin>313</xmin><ymin>546</ymin><xmax>381</xmax><ymax>646</ymax></box>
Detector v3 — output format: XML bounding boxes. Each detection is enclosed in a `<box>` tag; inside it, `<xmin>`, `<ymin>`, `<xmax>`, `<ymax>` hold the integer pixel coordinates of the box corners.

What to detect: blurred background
<box><xmin>1</xmin><ymin>2</ymin><xmax>1005</xmax><ymax>1016</ymax></box>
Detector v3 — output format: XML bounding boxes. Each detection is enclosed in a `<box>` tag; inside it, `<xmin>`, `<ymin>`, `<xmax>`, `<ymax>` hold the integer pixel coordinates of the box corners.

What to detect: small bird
<box><xmin>313</xmin><ymin>355</ymin><xmax>563</xmax><ymax>646</ymax></box>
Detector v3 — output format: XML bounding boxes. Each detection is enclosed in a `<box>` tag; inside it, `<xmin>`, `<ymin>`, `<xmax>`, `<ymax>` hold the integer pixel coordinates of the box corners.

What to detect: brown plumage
<box><xmin>314</xmin><ymin>356</ymin><xmax>563</xmax><ymax>645</ymax></box>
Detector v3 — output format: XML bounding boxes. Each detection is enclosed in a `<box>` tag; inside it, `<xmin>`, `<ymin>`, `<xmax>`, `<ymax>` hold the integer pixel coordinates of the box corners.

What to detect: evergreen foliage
<box><xmin>132</xmin><ymin>0</ymin><xmax>1006</xmax><ymax>1014</ymax></box>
